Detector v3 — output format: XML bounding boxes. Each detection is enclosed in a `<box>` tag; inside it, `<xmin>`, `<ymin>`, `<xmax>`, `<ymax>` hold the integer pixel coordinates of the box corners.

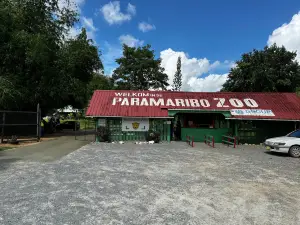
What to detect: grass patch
<box><xmin>79</xmin><ymin>120</ymin><xmax>96</xmax><ymax>130</ymax></box>
<box><xmin>0</xmin><ymin>146</ymin><xmax>14</xmax><ymax>151</ymax></box>
<box><xmin>60</xmin><ymin>119</ymin><xmax>96</xmax><ymax>130</ymax></box>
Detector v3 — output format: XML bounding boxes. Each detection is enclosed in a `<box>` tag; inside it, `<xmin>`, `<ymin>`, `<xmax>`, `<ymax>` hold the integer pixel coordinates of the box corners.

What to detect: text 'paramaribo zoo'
<box><xmin>112</xmin><ymin>97</ymin><xmax>259</xmax><ymax>108</ymax></box>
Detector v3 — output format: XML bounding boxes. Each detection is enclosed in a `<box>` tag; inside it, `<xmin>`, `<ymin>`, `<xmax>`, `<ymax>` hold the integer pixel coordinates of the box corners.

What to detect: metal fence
<box><xmin>0</xmin><ymin>105</ymin><xmax>41</xmax><ymax>143</ymax></box>
<box><xmin>74</xmin><ymin>119</ymin><xmax>96</xmax><ymax>142</ymax></box>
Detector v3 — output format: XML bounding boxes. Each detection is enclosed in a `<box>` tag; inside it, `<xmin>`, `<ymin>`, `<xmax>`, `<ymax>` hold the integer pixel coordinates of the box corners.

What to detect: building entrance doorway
<box><xmin>171</xmin><ymin>112</ymin><xmax>231</xmax><ymax>142</ymax></box>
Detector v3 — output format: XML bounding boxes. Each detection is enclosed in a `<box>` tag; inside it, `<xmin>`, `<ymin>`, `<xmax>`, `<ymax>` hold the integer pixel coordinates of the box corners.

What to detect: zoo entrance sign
<box><xmin>112</xmin><ymin>92</ymin><xmax>260</xmax><ymax>108</ymax></box>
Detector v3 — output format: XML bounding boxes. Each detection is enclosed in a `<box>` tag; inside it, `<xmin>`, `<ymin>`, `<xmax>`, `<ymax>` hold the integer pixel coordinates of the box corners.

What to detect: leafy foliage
<box><xmin>88</xmin><ymin>73</ymin><xmax>114</xmax><ymax>98</ymax></box>
<box><xmin>96</xmin><ymin>126</ymin><xmax>111</xmax><ymax>142</ymax></box>
<box><xmin>0</xmin><ymin>0</ymin><xmax>103</xmax><ymax>113</ymax></box>
<box><xmin>222</xmin><ymin>44</ymin><xmax>300</xmax><ymax>92</ymax></box>
<box><xmin>0</xmin><ymin>76</ymin><xmax>21</xmax><ymax>109</ymax></box>
<box><xmin>112</xmin><ymin>44</ymin><xmax>169</xmax><ymax>90</ymax></box>
<box><xmin>172</xmin><ymin>56</ymin><xmax>182</xmax><ymax>91</ymax></box>
<box><xmin>146</xmin><ymin>130</ymin><xmax>160</xmax><ymax>143</ymax></box>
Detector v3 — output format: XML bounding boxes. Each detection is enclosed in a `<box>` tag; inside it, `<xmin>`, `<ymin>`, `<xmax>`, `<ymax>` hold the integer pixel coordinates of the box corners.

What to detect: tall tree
<box><xmin>112</xmin><ymin>44</ymin><xmax>169</xmax><ymax>90</ymax></box>
<box><xmin>0</xmin><ymin>0</ymin><xmax>102</xmax><ymax>112</ymax></box>
<box><xmin>222</xmin><ymin>44</ymin><xmax>300</xmax><ymax>92</ymax></box>
<box><xmin>57</xmin><ymin>28</ymin><xmax>103</xmax><ymax>109</ymax></box>
<box><xmin>88</xmin><ymin>73</ymin><xmax>113</xmax><ymax>97</ymax></box>
<box><xmin>172</xmin><ymin>56</ymin><xmax>182</xmax><ymax>91</ymax></box>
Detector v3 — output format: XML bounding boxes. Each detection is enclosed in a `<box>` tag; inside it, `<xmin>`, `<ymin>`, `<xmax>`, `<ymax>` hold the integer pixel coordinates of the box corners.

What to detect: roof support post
<box><xmin>234</xmin><ymin>120</ymin><xmax>238</xmax><ymax>137</ymax></box>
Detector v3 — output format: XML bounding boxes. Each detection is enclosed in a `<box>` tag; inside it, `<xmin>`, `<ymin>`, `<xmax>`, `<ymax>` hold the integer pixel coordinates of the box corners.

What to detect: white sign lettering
<box><xmin>122</xmin><ymin>118</ymin><xmax>150</xmax><ymax>132</ymax></box>
<box><xmin>244</xmin><ymin>98</ymin><xmax>258</xmax><ymax>107</ymax></box>
<box><xmin>214</xmin><ymin>98</ymin><xmax>229</xmax><ymax>107</ymax></box>
<box><xmin>229</xmin><ymin>98</ymin><xmax>243</xmax><ymax>107</ymax></box>
<box><xmin>112</xmin><ymin>96</ymin><xmax>259</xmax><ymax>108</ymax></box>
<box><xmin>115</xmin><ymin>92</ymin><xmax>163</xmax><ymax>97</ymax></box>
<box><xmin>230</xmin><ymin>109</ymin><xmax>275</xmax><ymax>117</ymax></box>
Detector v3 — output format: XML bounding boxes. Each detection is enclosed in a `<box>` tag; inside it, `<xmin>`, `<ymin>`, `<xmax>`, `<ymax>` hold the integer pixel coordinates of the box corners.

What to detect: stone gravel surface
<box><xmin>0</xmin><ymin>142</ymin><xmax>299</xmax><ymax>225</ymax></box>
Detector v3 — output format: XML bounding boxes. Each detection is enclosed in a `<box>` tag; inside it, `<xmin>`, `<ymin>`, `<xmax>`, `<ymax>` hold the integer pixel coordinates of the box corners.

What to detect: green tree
<box><xmin>57</xmin><ymin>29</ymin><xmax>103</xmax><ymax>109</ymax></box>
<box><xmin>222</xmin><ymin>44</ymin><xmax>300</xmax><ymax>92</ymax></box>
<box><xmin>112</xmin><ymin>44</ymin><xmax>169</xmax><ymax>90</ymax></box>
<box><xmin>172</xmin><ymin>56</ymin><xmax>182</xmax><ymax>91</ymax></box>
<box><xmin>0</xmin><ymin>76</ymin><xmax>21</xmax><ymax>109</ymax></box>
<box><xmin>0</xmin><ymin>0</ymin><xmax>102</xmax><ymax>112</ymax></box>
<box><xmin>88</xmin><ymin>73</ymin><xmax>113</xmax><ymax>97</ymax></box>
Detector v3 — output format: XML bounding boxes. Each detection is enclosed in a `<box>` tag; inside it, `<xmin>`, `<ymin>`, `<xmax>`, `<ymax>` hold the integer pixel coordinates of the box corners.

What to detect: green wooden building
<box><xmin>86</xmin><ymin>90</ymin><xmax>300</xmax><ymax>144</ymax></box>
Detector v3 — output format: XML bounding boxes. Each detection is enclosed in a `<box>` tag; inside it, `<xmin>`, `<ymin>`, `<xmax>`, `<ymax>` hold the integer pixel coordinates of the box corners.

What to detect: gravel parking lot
<box><xmin>0</xmin><ymin>142</ymin><xmax>299</xmax><ymax>225</ymax></box>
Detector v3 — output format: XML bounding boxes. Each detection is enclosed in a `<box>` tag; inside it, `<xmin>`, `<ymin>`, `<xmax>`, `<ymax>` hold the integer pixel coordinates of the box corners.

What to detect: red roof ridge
<box><xmin>93</xmin><ymin>90</ymin><xmax>298</xmax><ymax>95</ymax></box>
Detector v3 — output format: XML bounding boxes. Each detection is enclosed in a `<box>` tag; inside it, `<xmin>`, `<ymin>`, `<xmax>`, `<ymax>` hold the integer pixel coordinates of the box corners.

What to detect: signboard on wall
<box><xmin>230</xmin><ymin>109</ymin><xmax>275</xmax><ymax>117</ymax></box>
<box><xmin>112</xmin><ymin>92</ymin><xmax>260</xmax><ymax>109</ymax></box>
<box><xmin>122</xmin><ymin>118</ymin><xmax>150</xmax><ymax>132</ymax></box>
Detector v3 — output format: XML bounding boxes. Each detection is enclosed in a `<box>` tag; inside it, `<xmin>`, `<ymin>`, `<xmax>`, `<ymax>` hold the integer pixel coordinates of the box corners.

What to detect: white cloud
<box><xmin>100</xmin><ymin>1</ymin><xmax>136</xmax><ymax>25</ymax></box>
<box><xmin>61</xmin><ymin>1</ymin><xmax>98</xmax><ymax>41</ymax></box>
<box><xmin>187</xmin><ymin>74</ymin><xmax>228</xmax><ymax>92</ymax></box>
<box><xmin>127</xmin><ymin>3</ymin><xmax>136</xmax><ymax>15</ymax></box>
<box><xmin>102</xmin><ymin>42</ymin><xmax>123</xmax><ymax>75</ymax></box>
<box><xmin>160</xmin><ymin>48</ymin><xmax>230</xmax><ymax>91</ymax></box>
<box><xmin>209</xmin><ymin>61</ymin><xmax>221</xmax><ymax>70</ymax></box>
<box><xmin>58</xmin><ymin>0</ymin><xmax>85</xmax><ymax>13</ymax></box>
<box><xmin>268</xmin><ymin>12</ymin><xmax>300</xmax><ymax>62</ymax></box>
<box><xmin>67</xmin><ymin>26</ymin><xmax>81</xmax><ymax>39</ymax></box>
<box><xmin>119</xmin><ymin>34</ymin><xmax>144</xmax><ymax>47</ymax></box>
<box><xmin>67</xmin><ymin>18</ymin><xmax>97</xmax><ymax>41</ymax></box>
<box><xmin>138</xmin><ymin>22</ymin><xmax>156</xmax><ymax>32</ymax></box>
<box><xmin>81</xmin><ymin>17</ymin><xmax>97</xmax><ymax>40</ymax></box>
<box><xmin>82</xmin><ymin>17</ymin><xmax>97</xmax><ymax>32</ymax></box>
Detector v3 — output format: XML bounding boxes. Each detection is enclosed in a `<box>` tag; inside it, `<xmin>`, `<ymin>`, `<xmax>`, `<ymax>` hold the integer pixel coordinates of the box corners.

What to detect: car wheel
<box><xmin>289</xmin><ymin>145</ymin><xmax>300</xmax><ymax>158</ymax></box>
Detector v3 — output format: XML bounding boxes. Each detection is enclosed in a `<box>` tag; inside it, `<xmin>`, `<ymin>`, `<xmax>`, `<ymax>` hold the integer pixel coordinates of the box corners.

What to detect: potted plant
<box><xmin>146</xmin><ymin>130</ymin><xmax>160</xmax><ymax>143</ymax></box>
<box><xmin>96</xmin><ymin>126</ymin><xmax>110</xmax><ymax>142</ymax></box>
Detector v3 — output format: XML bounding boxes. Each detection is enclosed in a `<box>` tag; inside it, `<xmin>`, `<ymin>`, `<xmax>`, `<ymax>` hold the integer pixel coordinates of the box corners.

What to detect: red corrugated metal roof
<box><xmin>86</xmin><ymin>90</ymin><xmax>300</xmax><ymax>121</ymax></box>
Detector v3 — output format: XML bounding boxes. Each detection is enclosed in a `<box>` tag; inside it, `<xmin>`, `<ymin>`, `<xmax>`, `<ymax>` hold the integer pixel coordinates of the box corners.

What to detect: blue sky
<box><xmin>66</xmin><ymin>0</ymin><xmax>300</xmax><ymax>91</ymax></box>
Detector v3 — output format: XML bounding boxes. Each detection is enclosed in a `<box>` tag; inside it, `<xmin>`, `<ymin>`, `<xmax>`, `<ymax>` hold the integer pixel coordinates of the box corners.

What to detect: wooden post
<box><xmin>1</xmin><ymin>112</ymin><xmax>5</xmax><ymax>143</ymax></box>
<box><xmin>192</xmin><ymin>136</ymin><xmax>194</xmax><ymax>147</ymax></box>
<box><xmin>74</xmin><ymin>123</ymin><xmax>76</xmax><ymax>140</ymax></box>
<box><xmin>167</xmin><ymin>122</ymin><xmax>171</xmax><ymax>142</ymax></box>
<box><xmin>84</xmin><ymin>120</ymin><xmax>87</xmax><ymax>141</ymax></box>
<box><xmin>37</xmin><ymin>104</ymin><xmax>41</xmax><ymax>142</ymax></box>
<box><xmin>94</xmin><ymin>118</ymin><xmax>96</xmax><ymax>142</ymax></box>
<box><xmin>234</xmin><ymin>121</ymin><xmax>238</xmax><ymax>138</ymax></box>
<box><xmin>234</xmin><ymin>136</ymin><xmax>236</xmax><ymax>148</ymax></box>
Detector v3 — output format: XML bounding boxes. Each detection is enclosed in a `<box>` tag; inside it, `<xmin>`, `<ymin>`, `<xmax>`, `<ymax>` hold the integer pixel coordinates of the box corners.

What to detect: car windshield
<box><xmin>287</xmin><ymin>130</ymin><xmax>300</xmax><ymax>138</ymax></box>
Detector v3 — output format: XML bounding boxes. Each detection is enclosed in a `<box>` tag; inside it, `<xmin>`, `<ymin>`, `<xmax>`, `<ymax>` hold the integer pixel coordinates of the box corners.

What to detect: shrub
<box><xmin>96</xmin><ymin>126</ymin><xmax>110</xmax><ymax>142</ymax></box>
<box><xmin>8</xmin><ymin>135</ymin><xmax>19</xmax><ymax>144</ymax></box>
<box><xmin>146</xmin><ymin>130</ymin><xmax>160</xmax><ymax>143</ymax></box>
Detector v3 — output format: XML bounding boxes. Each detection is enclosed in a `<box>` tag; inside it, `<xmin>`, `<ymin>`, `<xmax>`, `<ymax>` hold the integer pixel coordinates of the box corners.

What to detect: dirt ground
<box><xmin>0</xmin><ymin>136</ymin><xmax>91</xmax><ymax>163</ymax></box>
<box><xmin>0</xmin><ymin>137</ymin><xmax>55</xmax><ymax>148</ymax></box>
<box><xmin>0</xmin><ymin>141</ymin><xmax>299</xmax><ymax>225</ymax></box>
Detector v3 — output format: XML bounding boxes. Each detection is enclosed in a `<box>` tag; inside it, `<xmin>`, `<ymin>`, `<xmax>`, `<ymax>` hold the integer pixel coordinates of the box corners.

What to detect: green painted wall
<box><xmin>237</xmin><ymin>120</ymin><xmax>295</xmax><ymax>144</ymax></box>
<box><xmin>181</xmin><ymin>128</ymin><xmax>230</xmax><ymax>143</ymax></box>
<box><xmin>100</xmin><ymin>118</ymin><xmax>171</xmax><ymax>142</ymax></box>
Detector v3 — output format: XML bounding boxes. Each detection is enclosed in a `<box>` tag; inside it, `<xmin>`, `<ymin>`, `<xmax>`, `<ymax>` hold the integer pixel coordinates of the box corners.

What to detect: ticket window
<box><xmin>184</xmin><ymin>114</ymin><xmax>214</xmax><ymax>128</ymax></box>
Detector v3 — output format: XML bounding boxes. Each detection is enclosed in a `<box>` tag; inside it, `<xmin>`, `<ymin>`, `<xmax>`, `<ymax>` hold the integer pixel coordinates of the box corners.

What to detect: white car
<box><xmin>264</xmin><ymin>130</ymin><xmax>300</xmax><ymax>158</ymax></box>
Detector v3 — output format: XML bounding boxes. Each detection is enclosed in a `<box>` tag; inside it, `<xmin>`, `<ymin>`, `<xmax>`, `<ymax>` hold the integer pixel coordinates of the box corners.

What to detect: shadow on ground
<box><xmin>264</xmin><ymin>151</ymin><xmax>290</xmax><ymax>157</ymax></box>
<box><xmin>0</xmin><ymin>135</ymin><xmax>91</xmax><ymax>169</ymax></box>
<box><xmin>0</xmin><ymin>157</ymin><xmax>20</xmax><ymax>171</ymax></box>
